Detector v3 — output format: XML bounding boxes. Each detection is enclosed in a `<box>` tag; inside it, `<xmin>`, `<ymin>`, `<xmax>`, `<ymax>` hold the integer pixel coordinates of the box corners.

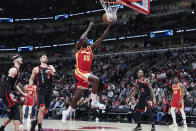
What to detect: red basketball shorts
<box><xmin>171</xmin><ymin>98</ymin><xmax>184</xmax><ymax>108</ymax></box>
<box><xmin>24</xmin><ymin>97</ymin><xmax>34</xmax><ymax>106</ymax></box>
<box><xmin>75</xmin><ymin>68</ymin><xmax>90</xmax><ymax>89</ymax></box>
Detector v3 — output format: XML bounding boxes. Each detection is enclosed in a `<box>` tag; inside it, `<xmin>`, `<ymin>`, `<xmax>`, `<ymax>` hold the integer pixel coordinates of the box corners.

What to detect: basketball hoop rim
<box><xmin>100</xmin><ymin>0</ymin><xmax>120</xmax><ymax>4</ymax></box>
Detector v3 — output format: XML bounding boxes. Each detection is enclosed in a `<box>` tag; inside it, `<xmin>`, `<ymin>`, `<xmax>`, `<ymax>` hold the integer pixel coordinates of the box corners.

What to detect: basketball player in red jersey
<box><xmin>23</xmin><ymin>84</ymin><xmax>37</xmax><ymax>122</ymax></box>
<box><xmin>29</xmin><ymin>54</ymin><xmax>59</xmax><ymax>131</ymax></box>
<box><xmin>170</xmin><ymin>77</ymin><xmax>187</xmax><ymax>128</ymax></box>
<box><xmin>62</xmin><ymin>21</ymin><xmax>112</xmax><ymax>122</ymax></box>
<box><xmin>0</xmin><ymin>55</ymin><xmax>28</xmax><ymax>131</ymax></box>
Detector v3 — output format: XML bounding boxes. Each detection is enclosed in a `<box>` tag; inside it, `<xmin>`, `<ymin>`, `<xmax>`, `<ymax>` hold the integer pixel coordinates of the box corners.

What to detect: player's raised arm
<box><xmin>90</xmin><ymin>23</ymin><xmax>112</xmax><ymax>52</ymax></box>
<box><xmin>29</xmin><ymin>67</ymin><xmax>38</xmax><ymax>86</ymax></box>
<box><xmin>75</xmin><ymin>21</ymin><xmax>94</xmax><ymax>50</ymax></box>
<box><xmin>146</xmin><ymin>78</ymin><xmax>156</xmax><ymax>105</ymax></box>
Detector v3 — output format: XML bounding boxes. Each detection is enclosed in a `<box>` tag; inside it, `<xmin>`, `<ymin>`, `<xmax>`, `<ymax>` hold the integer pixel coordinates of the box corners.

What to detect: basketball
<box><xmin>102</xmin><ymin>13</ymin><xmax>116</xmax><ymax>24</ymax></box>
<box><xmin>102</xmin><ymin>13</ymin><xmax>109</xmax><ymax>24</ymax></box>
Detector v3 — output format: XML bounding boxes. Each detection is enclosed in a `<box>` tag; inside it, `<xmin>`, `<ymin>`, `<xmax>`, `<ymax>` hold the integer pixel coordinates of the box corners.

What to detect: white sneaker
<box><xmin>182</xmin><ymin>124</ymin><xmax>187</xmax><ymax>128</ymax></box>
<box><xmin>169</xmin><ymin>123</ymin><xmax>178</xmax><ymax>128</ymax></box>
<box><xmin>62</xmin><ymin>110</ymin><xmax>69</xmax><ymax>123</ymax></box>
<box><xmin>91</xmin><ymin>101</ymin><xmax>105</xmax><ymax>110</ymax></box>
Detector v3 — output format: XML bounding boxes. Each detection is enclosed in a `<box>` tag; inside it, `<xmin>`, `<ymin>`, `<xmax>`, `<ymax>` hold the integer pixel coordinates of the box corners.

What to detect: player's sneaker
<box><xmin>62</xmin><ymin>110</ymin><xmax>69</xmax><ymax>123</ymax></box>
<box><xmin>38</xmin><ymin>128</ymin><xmax>43</xmax><ymax>131</ymax></box>
<box><xmin>132</xmin><ymin>125</ymin><xmax>142</xmax><ymax>131</ymax></box>
<box><xmin>91</xmin><ymin>101</ymin><xmax>105</xmax><ymax>110</ymax></box>
<box><xmin>30</xmin><ymin>120</ymin><xmax>37</xmax><ymax>131</ymax></box>
<box><xmin>182</xmin><ymin>124</ymin><xmax>187</xmax><ymax>128</ymax></box>
<box><xmin>169</xmin><ymin>123</ymin><xmax>178</xmax><ymax>128</ymax></box>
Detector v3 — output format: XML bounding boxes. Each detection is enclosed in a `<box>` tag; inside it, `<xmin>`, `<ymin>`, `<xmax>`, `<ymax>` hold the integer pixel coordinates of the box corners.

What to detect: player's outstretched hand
<box><xmin>89</xmin><ymin>21</ymin><xmax>94</xmax><ymax>26</ymax></box>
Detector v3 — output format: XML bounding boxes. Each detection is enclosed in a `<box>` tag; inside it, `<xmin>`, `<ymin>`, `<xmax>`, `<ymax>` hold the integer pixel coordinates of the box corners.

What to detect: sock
<box><xmin>171</xmin><ymin>107</ymin><xmax>177</xmax><ymax>124</ymax></box>
<box><xmin>180</xmin><ymin>108</ymin><xmax>186</xmax><ymax>124</ymax></box>
<box><xmin>38</xmin><ymin>123</ymin><xmax>42</xmax><ymax>129</ymax></box>
<box><xmin>91</xmin><ymin>93</ymin><xmax>97</xmax><ymax>103</ymax></box>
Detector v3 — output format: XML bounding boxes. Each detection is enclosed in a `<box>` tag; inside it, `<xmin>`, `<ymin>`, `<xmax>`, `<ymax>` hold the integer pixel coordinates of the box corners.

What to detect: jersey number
<box><xmin>28</xmin><ymin>91</ymin><xmax>32</xmax><ymax>95</ymax></box>
<box><xmin>84</xmin><ymin>55</ymin><xmax>90</xmax><ymax>61</ymax></box>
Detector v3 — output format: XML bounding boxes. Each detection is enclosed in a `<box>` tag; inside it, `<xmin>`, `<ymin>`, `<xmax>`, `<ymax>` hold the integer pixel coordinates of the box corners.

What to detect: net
<box><xmin>100</xmin><ymin>0</ymin><xmax>120</xmax><ymax>22</ymax></box>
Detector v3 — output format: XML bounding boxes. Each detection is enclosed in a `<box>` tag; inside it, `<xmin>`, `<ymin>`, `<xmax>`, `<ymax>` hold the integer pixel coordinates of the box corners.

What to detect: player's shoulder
<box><xmin>9</xmin><ymin>67</ymin><xmax>17</xmax><ymax>72</ymax></box>
<box><xmin>34</xmin><ymin>66</ymin><xmax>39</xmax><ymax>70</ymax></box>
<box><xmin>8</xmin><ymin>67</ymin><xmax>18</xmax><ymax>76</ymax></box>
<box><xmin>48</xmin><ymin>65</ymin><xmax>54</xmax><ymax>68</ymax></box>
<box><xmin>32</xmin><ymin>66</ymin><xmax>39</xmax><ymax>73</ymax></box>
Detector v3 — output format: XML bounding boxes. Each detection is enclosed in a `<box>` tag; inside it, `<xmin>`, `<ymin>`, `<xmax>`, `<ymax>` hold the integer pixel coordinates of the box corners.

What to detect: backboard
<box><xmin>117</xmin><ymin>0</ymin><xmax>150</xmax><ymax>15</ymax></box>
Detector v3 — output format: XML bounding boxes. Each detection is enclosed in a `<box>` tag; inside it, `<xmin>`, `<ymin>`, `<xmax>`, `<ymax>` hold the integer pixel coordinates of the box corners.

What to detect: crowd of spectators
<box><xmin>0</xmin><ymin>47</ymin><xmax>196</xmax><ymax>124</ymax></box>
<box><xmin>0</xmin><ymin>6</ymin><xmax>196</xmax><ymax>48</ymax></box>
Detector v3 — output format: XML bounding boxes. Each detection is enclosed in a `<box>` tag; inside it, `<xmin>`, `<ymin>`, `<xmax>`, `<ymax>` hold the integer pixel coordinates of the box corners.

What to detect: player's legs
<box><xmin>170</xmin><ymin>107</ymin><xmax>178</xmax><ymax>128</ymax></box>
<box><xmin>23</xmin><ymin>105</ymin><xmax>27</xmax><ymax>120</ymax></box>
<box><xmin>28</xmin><ymin>106</ymin><xmax>33</xmax><ymax>120</ymax></box>
<box><xmin>133</xmin><ymin>98</ymin><xmax>146</xmax><ymax>131</ymax></box>
<box><xmin>13</xmin><ymin>120</ymin><xmax>20</xmax><ymax>131</ymax></box>
<box><xmin>147</xmin><ymin>107</ymin><xmax>156</xmax><ymax>130</ymax></box>
<box><xmin>179</xmin><ymin>108</ymin><xmax>187</xmax><ymax>128</ymax></box>
<box><xmin>89</xmin><ymin>74</ymin><xmax>99</xmax><ymax>103</ymax></box>
<box><xmin>62</xmin><ymin>88</ymin><xmax>85</xmax><ymax>122</ymax></box>
<box><xmin>13</xmin><ymin>105</ymin><xmax>22</xmax><ymax>131</ymax></box>
<box><xmin>0</xmin><ymin>118</ymin><xmax>11</xmax><ymax>130</ymax></box>
<box><xmin>33</xmin><ymin>93</ymin><xmax>45</xmax><ymax>131</ymax></box>
<box><xmin>37</xmin><ymin>105</ymin><xmax>45</xmax><ymax>130</ymax></box>
<box><xmin>88</xmin><ymin>74</ymin><xmax>105</xmax><ymax>109</ymax></box>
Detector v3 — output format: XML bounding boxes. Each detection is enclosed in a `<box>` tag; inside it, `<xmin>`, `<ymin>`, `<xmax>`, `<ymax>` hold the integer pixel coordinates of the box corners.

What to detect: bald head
<box><xmin>137</xmin><ymin>70</ymin><xmax>144</xmax><ymax>78</ymax></box>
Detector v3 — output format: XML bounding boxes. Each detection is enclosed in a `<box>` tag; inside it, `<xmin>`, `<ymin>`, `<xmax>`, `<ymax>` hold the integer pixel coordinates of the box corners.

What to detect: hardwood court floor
<box><xmin>0</xmin><ymin>118</ymin><xmax>195</xmax><ymax>131</ymax></box>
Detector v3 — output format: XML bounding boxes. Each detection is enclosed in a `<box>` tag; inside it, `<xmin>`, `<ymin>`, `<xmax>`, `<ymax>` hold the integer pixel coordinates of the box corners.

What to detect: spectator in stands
<box><xmin>156</xmin><ymin>96</ymin><xmax>170</xmax><ymax>124</ymax></box>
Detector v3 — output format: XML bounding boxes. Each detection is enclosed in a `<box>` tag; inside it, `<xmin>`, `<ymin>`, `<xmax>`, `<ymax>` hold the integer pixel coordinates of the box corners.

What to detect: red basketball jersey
<box><xmin>26</xmin><ymin>85</ymin><xmax>35</xmax><ymax>98</ymax></box>
<box><xmin>75</xmin><ymin>46</ymin><xmax>93</xmax><ymax>72</ymax></box>
<box><xmin>172</xmin><ymin>83</ymin><xmax>182</xmax><ymax>100</ymax></box>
